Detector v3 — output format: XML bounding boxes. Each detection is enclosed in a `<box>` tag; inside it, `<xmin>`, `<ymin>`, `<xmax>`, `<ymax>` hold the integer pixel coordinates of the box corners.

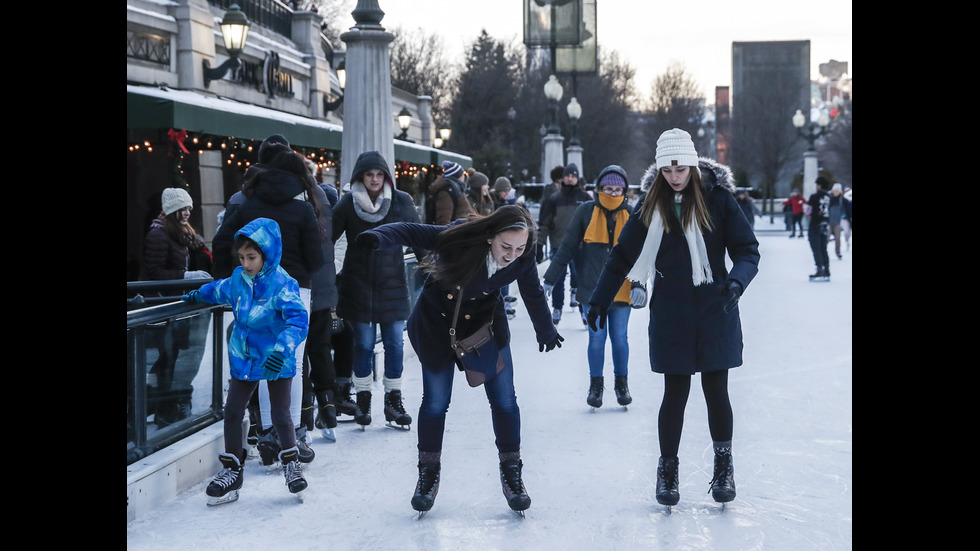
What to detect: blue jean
<box><xmin>417</xmin><ymin>346</ymin><xmax>520</xmax><ymax>454</ymax></box>
<box><xmin>350</xmin><ymin>321</ymin><xmax>405</xmax><ymax>380</ymax></box>
<box><xmin>583</xmin><ymin>303</ymin><xmax>631</xmax><ymax>378</ymax></box>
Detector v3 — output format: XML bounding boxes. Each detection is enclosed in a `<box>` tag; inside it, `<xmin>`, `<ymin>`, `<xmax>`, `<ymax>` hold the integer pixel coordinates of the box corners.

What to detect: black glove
<box><xmin>535</xmin><ymin>243</ymin><xmax>545</xmax><ymax>264</ymax></box>
<box><xmin>721</xmin><ymin>280</ymin><xmax>743</xmax><ymax>314</ymax></box>
<box><xmin>355</xmin><ymin>232</ymin><xmax>380</xmax><ymax>250</ymax></box>
<box><xmin>539</xmin><ymin>333</ymin><xmax>564</xmax><ymax>352</ymax></box>
<box><xmin>586</xmin><ymin>304</ymin><xmax>608</xmax><ymax>332</ymax></box>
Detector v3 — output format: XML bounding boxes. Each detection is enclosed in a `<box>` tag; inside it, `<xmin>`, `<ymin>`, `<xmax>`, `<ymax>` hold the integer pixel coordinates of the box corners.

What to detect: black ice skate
<box><xmin>708</xmin><ymin>450</ymin><xmax>736</xmax><ymax>507</ymax></box>
<box><xmin>384</xmin><ymin>390</ymin><xmax>412</xmax><ymax>430</ymax></box>
<box><xmin>279</xmin><ymin>447</ymin><xmax>308</xmax><ymax>501</ymax></box>
<box><xmin>315</xmin><ymin>390</ymin><xmax>338</xmax><ymax>443</ymax></box>
<box><xmin>412</xmin><ymin>462</ymin><xmax>441</xmax><ymax>518</ymax></box>
<box><xmin>569</xmin><ymin>288</ymin><xmax>579</xmax><ymax>308</ymax></box>
<box><xmin>808</xmin><ymin>265</ymin><xmax>830</xmax><ymax>282</ymax></box>
<box><xmin>499</xmin><ymin>459</ymin><xmax>531</xmax><ymax>517</ymax></box>
<box><xmin>587</xmin><ymin>377</ymin><xmax>603</xmax><ymax>410</ymax></box>
<box><xmin>656</xmin><ymin>456</ymin><xmax>680</xmax><ymax>512</ymax></box>
<box><xmin>334</xmin><ymin>382</ymin><xmax>358</xmax><ymax>418</ymax></box>
<box><xmin>614</xmin><ymin>375</ymin><xmax>632</xmax><ymax>407</ymax></box>
<box><xmin>354</xmin><ymin>390</ymin><xmax>372</xmax><ymax>430</ymax></box>
<box><xmin>295</xmin><ymin>427</ymin><xmax>315</xmax><ymax>464</ymax></box>
<box><xmin>256</xmin><ymin>426</ymin><xmax>281</xmax><ymax>469</ymax></box>
<box><xmin>205</xmin><ymin>451</ymin><xmax>245</xmax><ymax>506</ymax></box>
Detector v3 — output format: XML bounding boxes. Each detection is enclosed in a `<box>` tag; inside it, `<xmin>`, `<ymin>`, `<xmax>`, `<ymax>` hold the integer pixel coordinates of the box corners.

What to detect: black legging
<box><xmin>658</xmin><ymin>370</ymin><xmax>733</xmax><ymax>458</ymax></box>
<box><xmin>223</xmin><ymin>377</ymin><xmax>296</xmax><ymax>458</ymax></box>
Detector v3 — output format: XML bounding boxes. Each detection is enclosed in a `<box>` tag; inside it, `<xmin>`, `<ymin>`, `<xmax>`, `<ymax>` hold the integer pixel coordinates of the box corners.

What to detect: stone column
<box><xmin>197</xmin><ymin>150</ymin><xmax>224</xmax><ymax>247</ymax></box>
<box><xmin>565</xmin><ymin>145</ymin><xmax>583</xmax><ymax>179</ymax></box>
<box><xmin>339</xmin><ymin>0</ymin><xmax>396</xmax><ymax>188</ymax></box>
<box><xmin>542</xmin><ymin>134</ymin><xmax>565</xmax><ymax>185</ymax></box>
<box><xmin>292</xmin><ymin>11</ymin><xmax>331</xmax><ymax>119</ymax></box>
<box><xmin>417</xmin><ymin>95</ymin><xmax>433</xmax><ymax>147</ymax></box>
<box><xmin>802</xmin><ymin>150</ymin><xmax>819</xmax><ymax>198</ymax></box>
<box><xmin>172</xmin><ymin>0</ymin><xmax>215</xmax><ymax>91</ymax></box>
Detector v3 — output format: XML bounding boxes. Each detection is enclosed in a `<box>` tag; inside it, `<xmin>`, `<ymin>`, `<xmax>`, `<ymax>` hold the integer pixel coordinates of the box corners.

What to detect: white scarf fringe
<box><xmin>626</xmin><ymin>208</ymin><xmax>713</xmax><ymax>287</ymax></box>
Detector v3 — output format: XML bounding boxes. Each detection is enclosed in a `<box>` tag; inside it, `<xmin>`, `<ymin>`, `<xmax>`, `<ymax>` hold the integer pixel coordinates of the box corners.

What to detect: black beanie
<box><xmin>259</xmin><ymin>134</ymin><xmax>291</xmax><ymax>165</ymax></box>
<box><xmin>815</xmin><ymin>176</ymin><xmax>831</xmax><ymax>190</ymax></box>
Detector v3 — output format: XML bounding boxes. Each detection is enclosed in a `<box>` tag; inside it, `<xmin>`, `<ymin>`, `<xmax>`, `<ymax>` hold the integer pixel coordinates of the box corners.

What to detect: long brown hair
<box><xmin>637</xmin><ymin>166</ymin><xmax>712</xmax><ymax>233</ymax></box>
<box><xmin>418</xmin><ymin>205</ymin><xmax>537</xmax><ymax>288</ymax></box>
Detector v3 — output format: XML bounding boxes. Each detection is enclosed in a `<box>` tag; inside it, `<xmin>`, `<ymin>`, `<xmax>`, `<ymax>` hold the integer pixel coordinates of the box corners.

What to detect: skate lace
<box><xmin>416</xmin><ymin>465</ymin><xmax>439</xmax><ymax>496</ymax></box>
<box><xmin>709</xmin><ymin>455</ymin><xmax>733</xmax><ymax>489</ymax></box>
<box><xmin>283</xmin><ymin>459</ymin><xmax>303</xmax><ymax>484</ymax></box>
<box><xmin>212</xmin><ymin>467</ymin><xmax>237</xmax><ymax>489</ymax></box>
<box><xmin>387</xmin><ymin>393</ymin><xmax>407</xmax><ymax>414</ymax></box>
<box><xmin>501</xmin><ymin>463</ymin><xmax>525</xmax><ymax>494</ymax></box>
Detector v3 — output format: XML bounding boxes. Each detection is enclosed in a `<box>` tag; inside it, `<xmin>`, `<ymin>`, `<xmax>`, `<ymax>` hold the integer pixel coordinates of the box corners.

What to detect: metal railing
<box><xmin>127</xmin><ymin>279</ymin><xmax>229</xmax><ymax>466</ymax></box>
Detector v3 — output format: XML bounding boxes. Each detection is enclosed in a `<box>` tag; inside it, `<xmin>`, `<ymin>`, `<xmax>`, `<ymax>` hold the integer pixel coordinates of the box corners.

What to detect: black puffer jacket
<box><xmin>332</xmin><ymin>151</ymin><xmax>423</xmax><ymax>324</ymax></box>
<box><xmin>588</xmin><ymin>158</ymin><xmax>760</xmax><ymax>375</ymax></box>
<box><xmin>212</xmin><ymin>152</ymin><xmax>324</xmax><ymax>287</ymax></box>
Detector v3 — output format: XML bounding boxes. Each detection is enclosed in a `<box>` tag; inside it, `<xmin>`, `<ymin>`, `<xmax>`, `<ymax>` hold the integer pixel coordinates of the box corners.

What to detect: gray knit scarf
<box><xmin>351</xmin><ymin>182</ymin><xmax>392</xmax><ymax>223</ymax></box>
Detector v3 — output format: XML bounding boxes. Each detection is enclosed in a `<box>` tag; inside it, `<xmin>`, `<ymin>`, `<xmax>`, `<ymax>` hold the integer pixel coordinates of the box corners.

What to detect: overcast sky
<box><xmin>343</xmin><ymin>0</ymin><xmax>852</xmax><ymax>104</ymax></box>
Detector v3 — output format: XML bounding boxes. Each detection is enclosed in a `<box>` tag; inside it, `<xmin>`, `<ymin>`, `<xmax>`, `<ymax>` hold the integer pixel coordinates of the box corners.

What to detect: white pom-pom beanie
<box><xmin>655</xmin><ymin>128</ymin><xmax>699</xmax><ymax>168</ymax></box>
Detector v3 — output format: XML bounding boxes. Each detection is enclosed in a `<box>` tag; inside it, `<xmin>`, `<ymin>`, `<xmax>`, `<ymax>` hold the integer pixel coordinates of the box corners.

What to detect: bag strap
<box><xmin>449</xmin><ymin>289</ymin><xmax>462</xmax><ymax>348</ymax></box>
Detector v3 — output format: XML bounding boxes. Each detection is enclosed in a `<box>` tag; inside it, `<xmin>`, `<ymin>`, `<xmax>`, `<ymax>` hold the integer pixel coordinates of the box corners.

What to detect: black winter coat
<box><xmin>212</xmin><ymin>165</ymin><xmax>324</xmax><ymax>288</ymax></box>
<box><xmin>588</xmin><ymin>158</ymin><xmax>760</xmax><ymax>375</ymax></box>
<box><xmin>142</xmin><ymin>218</ymin><xmax>188</xmax><ymax>281</ymax></box>
<box><xmin>361</xmin><ymin>222</ymin><xmax>558</xmax><ymax>369</ymax></box>
<box><xmin>332</xmin><ymin>188</ymin><xmax>423</xmax><ymax>324</ymax></box>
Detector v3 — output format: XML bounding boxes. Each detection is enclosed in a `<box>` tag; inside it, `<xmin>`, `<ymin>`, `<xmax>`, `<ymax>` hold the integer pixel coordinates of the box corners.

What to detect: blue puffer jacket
<box><xmin>197</xmin><ymin>218</ymin><xmax>309</xmax><ymax>381</ymax></box>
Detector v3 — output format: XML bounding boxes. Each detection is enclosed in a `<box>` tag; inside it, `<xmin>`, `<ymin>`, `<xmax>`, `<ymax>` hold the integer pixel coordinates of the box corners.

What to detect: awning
<box><xmin>127</xmin><ymin>85</ymin><xmax>470</xmax><ymax>167</ymax></box>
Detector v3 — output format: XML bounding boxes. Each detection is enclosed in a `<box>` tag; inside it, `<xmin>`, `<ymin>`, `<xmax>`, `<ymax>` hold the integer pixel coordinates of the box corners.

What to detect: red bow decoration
<box><xmin>168</xmin><ymin>129</ymin><xmax>189</xmax><ymax>154</ymax></box>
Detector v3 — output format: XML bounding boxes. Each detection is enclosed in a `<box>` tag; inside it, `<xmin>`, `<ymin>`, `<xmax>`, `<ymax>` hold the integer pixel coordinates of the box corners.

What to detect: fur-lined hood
<box><xmin>639</xmin><ymin>157</ymin><xmax>736</xmax><ymax>195</ymax></box>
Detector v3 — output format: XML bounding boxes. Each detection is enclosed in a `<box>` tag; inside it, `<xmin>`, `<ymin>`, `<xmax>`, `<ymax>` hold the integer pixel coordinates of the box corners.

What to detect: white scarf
<box><xmin>351</xmin><ymin>182</ymin><xmax>392</xmax><ymax>222</ymax></box>
<box><xmin>626</xmin><ymin>204</ymin><xmax>713</xmax><ymax>288</ymax></box>
<box><xmin>486</xmin><ymin>251</ymin><xmax>504</xmax><ymax>278</ymax></box>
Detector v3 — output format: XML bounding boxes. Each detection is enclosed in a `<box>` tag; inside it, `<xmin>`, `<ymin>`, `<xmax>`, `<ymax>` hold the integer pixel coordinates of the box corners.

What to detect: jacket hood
<box><xmin>350</xmin><ymin>150</ymin><xmax>393</xmax><ymax>187</ymax></box>
<box><xmin>235</xmin><ymin>217</ymin><xmax>282</xmax><ymax>277</ymax></box>
<box><xmin>639</xmin><ymin>157</ymin><xmax>736</xmax><ymax>195</ymax></box>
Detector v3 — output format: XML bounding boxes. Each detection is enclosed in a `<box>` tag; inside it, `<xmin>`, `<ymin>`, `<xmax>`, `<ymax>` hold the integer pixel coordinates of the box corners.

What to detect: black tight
<box><xmin>223</xmin><ymin>377</ymin><xmax>296</xmax><ymax>458</ymax></box>
<box><xmin>658</xmin><ymin>370</ymin><xmax>733</xmax><ymax>458</ymax></box>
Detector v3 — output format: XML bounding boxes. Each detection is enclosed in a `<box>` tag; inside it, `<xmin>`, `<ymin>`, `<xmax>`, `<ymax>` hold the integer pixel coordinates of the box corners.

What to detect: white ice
<box><xmin>127</xmin><ymin>217</ymin><xmax>852</xmax><ymax>550</ymax></box>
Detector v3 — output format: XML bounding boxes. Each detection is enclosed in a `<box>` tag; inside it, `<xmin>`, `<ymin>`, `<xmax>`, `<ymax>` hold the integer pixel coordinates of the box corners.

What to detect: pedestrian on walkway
<box><xmin>423</xmin><ymin>161</ymin><xmax>473</xmax><ymax>224</ymax></box>
<box><xmin>586</xmin><ymin>129</ymin><xmax>760</xmax><ymax>510</ymax></box>
<box><xmin>543</xmin><ymin>165</ymin><xmax>645</xmax><ymax>409</ymax></box>
<box><xmin>807</xmin><ymin>177</ymin><xmax>832</xmax><ymax>280</ymax></box>
<box><xmin>332</xmin><ymin>150</ymin><xmax>424</xmax><ymax>430</ymax></box>
<box><xmin>538</xmin><ymin>163</ymin><xmax>591</xmax><ymax>325</ymax></box>
<box><xmin>735</xmin><ymin>189</ymin><xmax>760</xmax><ymax>228</ymax></box>
<box><xmin>183</xmin><ymin>218</ymin><xmax>310</xmax><ymax>505</ymax></box>
<box><xmin>827</xmin><ymin>183</ymin><xmax>850</xmax><ymax>260</ymax></box>
<box><xmin>783</xmin><ymin>190</ymin><xmax>806</xmax><ymax>238</ymax></box>
<box><xmin>353</xmin><ymin>204</ymin><xmax>564</xmax><ymax>516</ymax></box>
<box><xmin>211</xmin><ymin>140</ymin><xmax>324</xmax><ymax>465</ymax></box>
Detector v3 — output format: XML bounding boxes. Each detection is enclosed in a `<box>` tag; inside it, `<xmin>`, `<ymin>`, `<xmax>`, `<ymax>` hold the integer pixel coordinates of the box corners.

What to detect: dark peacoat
<box><xmin>588</xmin><ymin>158</ymin><xmax>760</xmax><ymax>375</ymax></box>
<box><xmin>360</xmin><ymin>222</ymin><xmax>558</xmax><ymax>370</ymax></box>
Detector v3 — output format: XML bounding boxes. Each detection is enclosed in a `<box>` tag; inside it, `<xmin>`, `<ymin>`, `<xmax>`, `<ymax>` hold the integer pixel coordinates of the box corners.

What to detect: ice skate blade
<box><xmin>293</xmin><ymin>491</ymin><xmax>305</xmax><ymax>503</ymax></box>
<box><xmin>321</xmin><ymin>428</ymin><xmax>336</xmax><ymax>442</ymax></box>
<box><xmin>514</xmin><ymin>509</ymin><xmax>526</xmax><ymax>519</ymax></box>
<box><xmin>415</xmin><ymin>510</ymin><xmax>428</xmax><ymax>520</ymax></box>
<box><xmin>386</xmin><ymin>421</ymin><xmax>411</xmax><ymax>431</ymax></box>
<box><xmin>246</xmin><ymin>445</ymin><xmax>258</xmax><ymax>458</ymax></box>
<box><xmin>206</xmin><ymin>490</ymin><xmax>239</xmax><ymax>506</ymax></box>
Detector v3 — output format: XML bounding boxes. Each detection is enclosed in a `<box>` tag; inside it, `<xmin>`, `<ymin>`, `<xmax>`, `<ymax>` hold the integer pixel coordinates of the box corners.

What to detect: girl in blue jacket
<box><xmin>183</xmin><ymin>217</ymin><xmax>310</xmax><ymax>505</ymax></box>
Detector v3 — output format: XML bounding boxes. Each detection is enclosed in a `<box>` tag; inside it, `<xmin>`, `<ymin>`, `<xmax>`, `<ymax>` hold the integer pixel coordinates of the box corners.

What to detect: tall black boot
<box><xmin>614</xmin><ymin>375</ymin><xmax>632</xmax><ymax>406</ymax></box>
<box><xmin>587</xmin><ymin>376</ymin><xmax>603</xmax><ymax>408</ymax></box>
<box><xmin>656</xmin><ymin>456</ymin><xmax>680</xmax><ymax>507</ymax></box>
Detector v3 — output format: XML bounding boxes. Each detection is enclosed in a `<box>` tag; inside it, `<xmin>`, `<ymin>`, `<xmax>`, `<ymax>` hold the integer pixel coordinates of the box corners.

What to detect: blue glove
<box><xmin>262</xmin><ymin>351</ymin><xmax>287</xmax><ymax>381</ymax></box>
<box><xmin>721</xmin><ymin>280</ymin><xmax>743</xmax><ymax>314</ymax></box>
<box><xmin>539</xmin><ymin>333</ymin><xmax>564</xmax><ymax>352</ymax></box>
<box><xmin>181</xmin><ymin>290</ymin><xmax>202</xmax><ymax>303</ymax></box>
<box><xmin>586</xmin><ymin>304</ymin><xmax>608</xmax><ymax>331</ymax></box>
<box><xmin>542</xmin><ymin>281</ymin><xmax>554</xmax><ymax>297</ymax></box>
<box><xmin>629</xmin><ymin>287</ymin><xmax>647</xmax><ymax>309</ymax></box>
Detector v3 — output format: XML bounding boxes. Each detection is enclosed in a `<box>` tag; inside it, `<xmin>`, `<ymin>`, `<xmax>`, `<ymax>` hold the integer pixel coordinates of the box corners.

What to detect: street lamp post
<box><xmin>792</xmin><ymin>109</ymin><xmax>831</xmax><ymax>197</ymax></box>
<box><xmin>542</xmin><ymin>75</ymin><xmax>565</xmax><ymax>184</ymax></box>
<box><xmin>396</xmin><ymin>107</ymin><xmax>413</xmax><ymax>141</ymax></box>
<box><xmin>565</xmin><ymin>97</ymin><xmax>583</xmax><ymax>176</ymax></box>
<box><xmin>202</xmin><ymin>4</ymin><xmax>250</xmax><ymax>87</ymax></box>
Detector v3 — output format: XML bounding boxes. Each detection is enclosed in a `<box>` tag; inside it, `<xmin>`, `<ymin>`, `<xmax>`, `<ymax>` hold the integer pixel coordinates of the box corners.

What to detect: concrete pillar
<box><xmin>417</xmin><ymin>95</ymin><xmax>433</xmax><ymax>147</ymax></box>
<box><xmin>565</xmin><ymin>145</ymin><xmax>583</xmax><ymax>179</ymax></box>
<box><xmin>198</xmin><ymin>150</ymin><xmax>224</xmax><ymax>247</ymax></box>
<box><xmin>292</xmin><ymin>11</ymin><xmax>331</xmax><ymax>119</ymax></box>
<box><xmin>542</xmin><ymin>134</ymin><xmax>565</xmax><ymax>185</ymax></box>
<box><xmin>172</xmin><ymin>0</ymin><xmax>215</xmax><ymax>90</ymax></box>
<box><xmin>802</xmin><ymin>150</ymin><xmax>819</xmax><ymax>198</ymax></box>
<box><xmin>339</xmin><ymin>1</ymin><xmax>396</xmax><ymax>188</ymax></box>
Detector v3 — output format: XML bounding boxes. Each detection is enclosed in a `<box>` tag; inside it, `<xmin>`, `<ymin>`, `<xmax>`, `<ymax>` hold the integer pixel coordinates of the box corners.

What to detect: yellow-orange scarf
<box><xmin>584</xmin><ymin>193</ymin><xmax>632</xmax><ymax>303</ymax></box>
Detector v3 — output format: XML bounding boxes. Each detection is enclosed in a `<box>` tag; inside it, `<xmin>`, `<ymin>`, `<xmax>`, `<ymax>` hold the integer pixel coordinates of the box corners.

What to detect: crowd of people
<box><xmin>136</xmin><ymin>127</ymin><xmax>849</xmax><ymax>514</ymax></box>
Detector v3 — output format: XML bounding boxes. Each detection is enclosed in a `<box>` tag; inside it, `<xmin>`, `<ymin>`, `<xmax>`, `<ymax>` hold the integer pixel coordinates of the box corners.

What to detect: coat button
<box><xmin>447</xmin><ymin>293</ymin><xmax>453</xmax><ymax>299</ymax></box>
<box><xmin>464</xmin><ymin>314</ymin><xmax>471</xmax><ymax>319</ymax></box>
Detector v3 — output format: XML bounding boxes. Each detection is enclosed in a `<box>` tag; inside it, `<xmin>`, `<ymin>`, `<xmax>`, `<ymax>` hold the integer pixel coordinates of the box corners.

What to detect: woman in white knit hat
<box><xmin>585</xmin><ymin>128</ymin><xmax>760</xmax><ymax>511</ymax></box>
